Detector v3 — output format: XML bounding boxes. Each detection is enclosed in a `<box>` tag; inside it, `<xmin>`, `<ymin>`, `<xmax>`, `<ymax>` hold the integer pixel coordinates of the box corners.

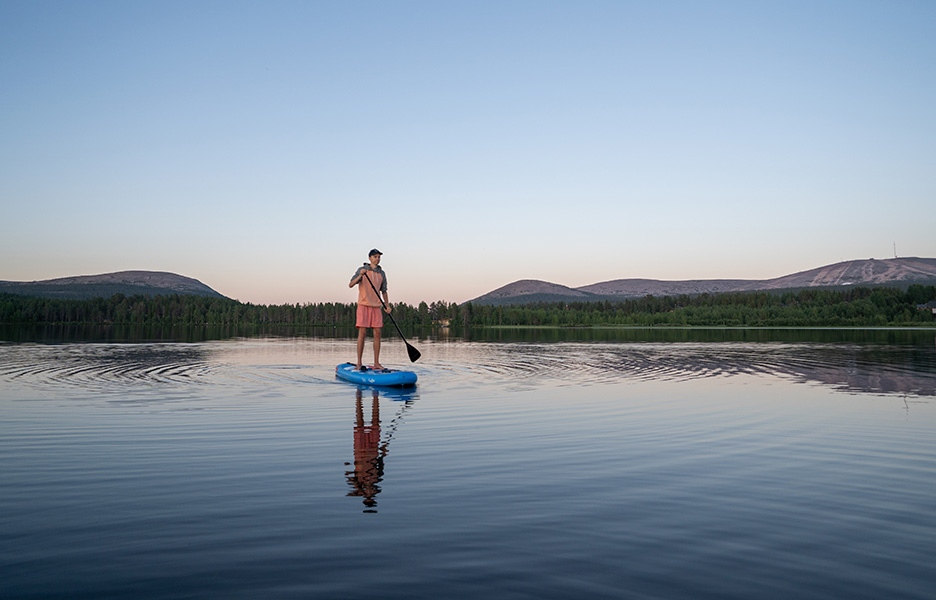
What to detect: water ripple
<box><xmin>0</xmin><ymin>343</ymin><xmax>324</xmax><ymax>393</ymax></box>
<box><xmin>420</xmin><ymin>341</ymin><xmax>936</xmax><ymax>397</ymax></box>
<box><xmin>2</xmin><ymin>338</ymin><xmax>935</xmax><ymax>397</ymax></box>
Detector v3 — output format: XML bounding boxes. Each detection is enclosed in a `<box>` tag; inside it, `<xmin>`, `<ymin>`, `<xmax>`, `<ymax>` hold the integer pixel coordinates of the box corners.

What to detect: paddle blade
<box><xmin>406</xmin><ymin>342</ymin><xmax>421</xmax><ymax>363</ymax></box>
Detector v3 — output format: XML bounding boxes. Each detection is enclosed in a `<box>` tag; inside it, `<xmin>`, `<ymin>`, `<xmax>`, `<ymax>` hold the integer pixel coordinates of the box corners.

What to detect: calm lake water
<box><xmin>2</xmin><ymin>327</ymin><xmax>935</xmax><ymax>599</ymax></box>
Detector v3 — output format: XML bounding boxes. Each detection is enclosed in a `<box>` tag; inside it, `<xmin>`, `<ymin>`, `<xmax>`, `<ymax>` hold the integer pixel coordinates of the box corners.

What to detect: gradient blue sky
<box><xmin>2</xmin><ymin>1</ymin><xmax>934</xmax><ymax>305</ymax></box>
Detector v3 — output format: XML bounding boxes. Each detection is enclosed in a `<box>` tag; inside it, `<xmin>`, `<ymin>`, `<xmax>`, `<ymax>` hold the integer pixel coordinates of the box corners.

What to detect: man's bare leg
<box><xmin>356</xmin><ymin>327</ymin><xmax>367</xmax><ymax>369</ymax></box>
<box><xmin>373</xmin><ymin>329</ymin><xmax>383</xmax><ymax>370</ymax></box>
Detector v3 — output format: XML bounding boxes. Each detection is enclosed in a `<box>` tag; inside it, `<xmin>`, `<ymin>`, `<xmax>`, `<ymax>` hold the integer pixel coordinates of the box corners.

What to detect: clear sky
<box><xmin>2</xmin><ymin>1</ymin><xmax>934</xmax><ymax>306</ymax></box>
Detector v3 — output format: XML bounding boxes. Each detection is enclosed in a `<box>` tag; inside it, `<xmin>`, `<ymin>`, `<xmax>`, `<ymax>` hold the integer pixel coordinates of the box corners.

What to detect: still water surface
<box><xmin>2</xmin><ymin>328</ymin><xmax>935</xmax><ymax>599</ymax></box>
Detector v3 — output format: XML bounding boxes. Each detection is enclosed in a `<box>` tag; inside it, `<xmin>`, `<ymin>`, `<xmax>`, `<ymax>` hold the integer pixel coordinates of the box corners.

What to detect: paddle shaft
<box><xmin>360</xmin><ymin>268</ymin><xmax>420</xmax><ymax>362</ymax></box>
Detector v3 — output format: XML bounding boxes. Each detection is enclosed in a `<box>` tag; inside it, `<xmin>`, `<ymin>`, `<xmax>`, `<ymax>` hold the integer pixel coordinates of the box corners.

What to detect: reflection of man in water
<box><xmin>346</xmin><ymin>389</ymin><xmax>384</xmax><ymax>510</ymax></box>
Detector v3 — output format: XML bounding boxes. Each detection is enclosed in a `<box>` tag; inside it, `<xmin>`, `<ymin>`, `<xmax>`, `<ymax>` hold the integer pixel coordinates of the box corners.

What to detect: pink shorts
<box><xmin>356</xmin><ymin>305</ymin><xmax>384</xmax><ymax>328</ymax></box>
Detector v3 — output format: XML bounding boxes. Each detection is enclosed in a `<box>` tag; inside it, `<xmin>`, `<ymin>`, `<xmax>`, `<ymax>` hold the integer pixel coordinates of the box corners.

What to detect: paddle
<box><xmin>361</xmin><ymin>269</ymin><xmax>421</xmax><ymax>363</ymax></box>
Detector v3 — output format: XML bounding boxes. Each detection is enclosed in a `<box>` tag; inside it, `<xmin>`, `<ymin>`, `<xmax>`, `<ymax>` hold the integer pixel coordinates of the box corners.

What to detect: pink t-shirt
<box><xmin>352</xmin><ymin>266</ymin><xmax>387</xmax><ymax>307</ymax></box>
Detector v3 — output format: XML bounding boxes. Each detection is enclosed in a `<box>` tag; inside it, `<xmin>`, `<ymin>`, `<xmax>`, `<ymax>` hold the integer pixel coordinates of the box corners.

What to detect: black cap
<box><xmin>369</xmin><ymin>248</ymin><xmax>382</xmax><ymax>256</ymax></box>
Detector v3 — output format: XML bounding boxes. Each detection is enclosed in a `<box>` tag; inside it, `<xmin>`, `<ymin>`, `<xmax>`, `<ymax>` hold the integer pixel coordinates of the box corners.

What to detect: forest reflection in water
<box><xmin>1</xmin><ymin>326</ymin><xmax>934</xmax><ymax>398</ymax></box>
<box><xmin>436</xmin><ymin>339</ymin><xmax>936</xmax><ymax>397</ymax></box>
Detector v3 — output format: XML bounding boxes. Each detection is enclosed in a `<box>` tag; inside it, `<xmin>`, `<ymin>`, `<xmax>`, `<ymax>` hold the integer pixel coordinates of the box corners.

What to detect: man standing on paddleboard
<box><xmin>349</xmin><ymin>249</ymin><xmax>390</xmax><ymax>370</ymax></box>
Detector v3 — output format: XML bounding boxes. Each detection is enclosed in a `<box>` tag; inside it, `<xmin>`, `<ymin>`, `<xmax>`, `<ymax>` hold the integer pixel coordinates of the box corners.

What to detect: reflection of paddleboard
<box><xmin>336</xmin><ymin>362</ymin><xmax>417</xmax><ymax>387</ymax></box>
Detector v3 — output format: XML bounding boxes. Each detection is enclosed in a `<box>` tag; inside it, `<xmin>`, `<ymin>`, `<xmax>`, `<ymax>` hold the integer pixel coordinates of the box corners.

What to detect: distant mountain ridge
<box><xmin>0</xmin><ymin>271</ymin><xmax>226</xmax><ymax>300</ymax></box>
<box><xmin>469</xmin><ymin>258</ymin><xmax>936</xmax><ymax>306</ymax></box>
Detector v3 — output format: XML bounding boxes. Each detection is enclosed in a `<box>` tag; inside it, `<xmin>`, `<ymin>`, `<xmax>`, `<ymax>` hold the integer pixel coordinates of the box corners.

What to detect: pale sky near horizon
<box><xmin>2</xmin><ymin>1</ymin><xmax>934</xmax><ymax>305</ymax></box>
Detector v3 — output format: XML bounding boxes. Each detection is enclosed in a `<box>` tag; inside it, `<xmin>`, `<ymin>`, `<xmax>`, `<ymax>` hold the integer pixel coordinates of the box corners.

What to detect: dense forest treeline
<box><xmin>1</xmin><ymin>285</ymin><xmax>935</xmax><ymax>328</ymax></box>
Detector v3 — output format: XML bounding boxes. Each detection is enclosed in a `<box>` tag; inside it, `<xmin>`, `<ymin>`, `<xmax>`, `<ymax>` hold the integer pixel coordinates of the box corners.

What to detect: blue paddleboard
<box><xmin>335</xmin><ymin>362</ymin><xmax>417</xmax><ymax>387</ymax></box>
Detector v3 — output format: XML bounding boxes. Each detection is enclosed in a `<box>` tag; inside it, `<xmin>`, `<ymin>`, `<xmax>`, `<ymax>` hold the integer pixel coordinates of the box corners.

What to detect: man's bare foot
<box><xmin>373</xmin><ymin>363</ymin><xmax>385</xmax><ymax>370</ymax></box>
<box><xmin>355</xmin><ymin>363</ymin><xmax>363</xmax><ymax>370</ymax></box>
